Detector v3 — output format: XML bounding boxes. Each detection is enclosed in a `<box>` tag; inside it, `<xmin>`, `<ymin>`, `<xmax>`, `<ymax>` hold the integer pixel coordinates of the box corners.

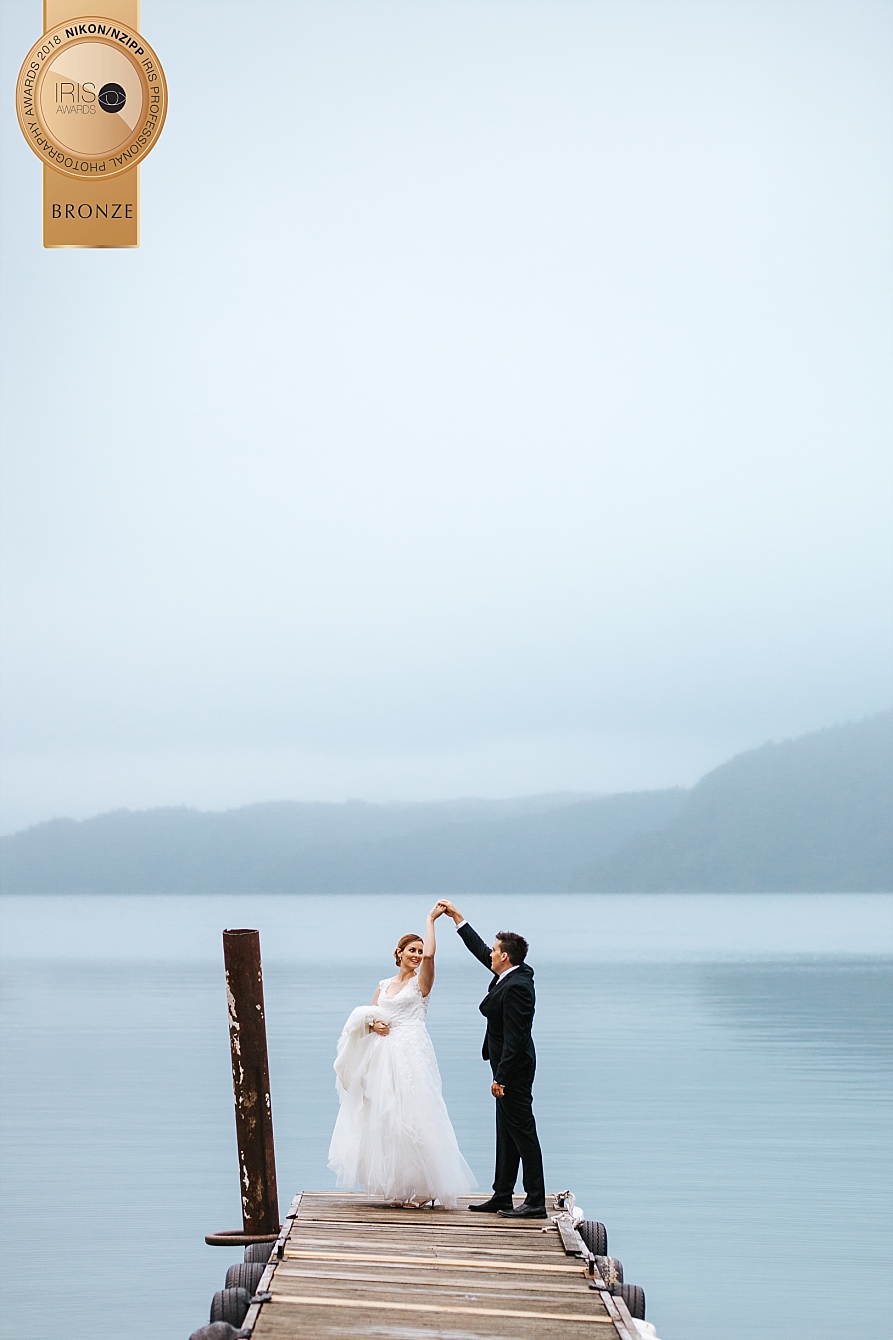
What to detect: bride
<box><xmin>327</xmin><ymin>903</ymin><xmax>476</xmax><ymax>1208</ymax></box>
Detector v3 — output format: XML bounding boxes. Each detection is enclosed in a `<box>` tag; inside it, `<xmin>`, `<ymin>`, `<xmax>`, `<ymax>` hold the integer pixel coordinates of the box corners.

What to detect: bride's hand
<box><xmin>429</xmin><ymin>904</ymin><xmax>445</xmax><ymax>920</ymax></box>
<box><xmin>371</xmin><ymin>1020</ymin><xmax>390</xmax><ymax>1036</ymax></box>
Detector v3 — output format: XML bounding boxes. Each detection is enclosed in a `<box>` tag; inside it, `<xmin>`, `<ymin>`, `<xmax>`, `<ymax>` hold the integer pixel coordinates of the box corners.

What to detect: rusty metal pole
<box><xmin>222</xmin><ymin>928</ymin><xmax>280</xmax><ymax>1237</ymax></box>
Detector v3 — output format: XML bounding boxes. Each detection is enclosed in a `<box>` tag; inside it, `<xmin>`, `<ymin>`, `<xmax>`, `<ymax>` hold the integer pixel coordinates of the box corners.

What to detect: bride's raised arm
<box><xmin>419</xmin><ymin>906</ymin><xmax>441</xmax><ymax>997</ymax></box>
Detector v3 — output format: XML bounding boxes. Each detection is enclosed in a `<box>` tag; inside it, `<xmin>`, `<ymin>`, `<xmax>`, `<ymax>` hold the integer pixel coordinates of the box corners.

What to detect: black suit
<box><xmin>457</xmin><ymin>922</ymin><xmax>545</xmax><ymax>1207</ymax></box>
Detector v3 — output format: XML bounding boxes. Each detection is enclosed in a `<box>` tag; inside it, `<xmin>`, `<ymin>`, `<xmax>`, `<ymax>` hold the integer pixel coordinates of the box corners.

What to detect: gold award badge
<box><xmin>16</xmin><ymin>5</ymin><xmax>167</xmax><ymax>247</ymax></box>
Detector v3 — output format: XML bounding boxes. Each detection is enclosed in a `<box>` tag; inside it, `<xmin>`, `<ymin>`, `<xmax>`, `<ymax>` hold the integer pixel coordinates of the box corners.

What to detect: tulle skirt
<box><xmin>328</xmin><ymin>1021</ymin><xmax>476</xmax><ymax>1208</ymax></box>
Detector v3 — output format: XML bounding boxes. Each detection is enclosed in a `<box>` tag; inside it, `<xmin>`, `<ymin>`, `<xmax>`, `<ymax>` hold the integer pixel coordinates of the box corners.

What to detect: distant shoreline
<box><xmin>2</xmin><ymin>713</ymin><xmax>890</xmax><ymax>895</ymax></box>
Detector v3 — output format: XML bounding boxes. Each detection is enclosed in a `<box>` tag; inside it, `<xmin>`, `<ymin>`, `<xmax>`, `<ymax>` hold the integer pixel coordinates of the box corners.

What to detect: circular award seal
<box><xmin>16</xmin><ymin>17</ymin><xmax>167</xmax><ymax>180</ymax></box>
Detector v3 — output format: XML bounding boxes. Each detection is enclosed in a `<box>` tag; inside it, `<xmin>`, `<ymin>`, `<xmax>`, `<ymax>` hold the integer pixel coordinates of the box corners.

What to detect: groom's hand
<box><xmin>491</xmin><ymin>1082</ymin><xmax>505</xmax><ymax>1098</ymax></box>
<box><xmin>437</xmin><ymin>900</ymin><xmax>464</xmax><ymax>924</ymax></box>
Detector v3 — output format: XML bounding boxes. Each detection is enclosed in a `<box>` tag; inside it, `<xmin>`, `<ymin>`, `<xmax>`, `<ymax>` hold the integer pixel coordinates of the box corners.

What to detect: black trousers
<box><xmin>492</xmin><ymin>1066</ymin><xmax>545</xmax><ymax>1206</ymax></box>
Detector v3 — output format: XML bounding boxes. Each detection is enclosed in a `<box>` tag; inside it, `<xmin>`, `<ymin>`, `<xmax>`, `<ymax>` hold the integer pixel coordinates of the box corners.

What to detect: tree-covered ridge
<box><xmin>570</xmin><ymin>712</ymin><xmax>892</xmax><ymax>891</ymax></box>
<box><xmin>1</xmin><ymin>712</ymin><xmax>889</xmax><ymax>893</ymax></box>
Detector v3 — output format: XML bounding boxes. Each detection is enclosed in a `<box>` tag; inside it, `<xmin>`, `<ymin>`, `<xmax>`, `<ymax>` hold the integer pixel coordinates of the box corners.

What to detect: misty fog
<box><xmin>1</xmin><ymin>0</ymin><xmax>890</xmax><ymax>831</ymax></box>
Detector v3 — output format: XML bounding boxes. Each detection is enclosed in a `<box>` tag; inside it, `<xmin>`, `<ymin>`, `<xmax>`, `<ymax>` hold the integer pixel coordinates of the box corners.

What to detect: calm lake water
<box><xmin>1</xmin><ymin>893</ymin><xmax>891</xmax><ymax>1340</ymax></box>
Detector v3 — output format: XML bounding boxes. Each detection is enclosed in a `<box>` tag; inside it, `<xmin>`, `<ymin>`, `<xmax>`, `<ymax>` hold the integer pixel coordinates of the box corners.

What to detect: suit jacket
<box><xmin>457</xmin><ymin>922</ymin><xmax>536</xmax><ymax>1087</ymax></box>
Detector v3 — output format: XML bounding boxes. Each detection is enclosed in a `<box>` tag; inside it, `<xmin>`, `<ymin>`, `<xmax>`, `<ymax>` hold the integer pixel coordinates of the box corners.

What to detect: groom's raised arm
<box><xmin>438</xmin><ymin>901</ymin><xmax>493</xmax><ymax>970</ymax></box>
<box><xmin>457</xmin><ymin>922</ymin><xmax>493</xmax><ymax>969</ymax></box>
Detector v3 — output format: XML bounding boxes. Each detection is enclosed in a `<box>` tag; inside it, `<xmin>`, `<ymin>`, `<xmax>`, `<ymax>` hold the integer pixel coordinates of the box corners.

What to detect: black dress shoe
<box><xmin>468</xmin><ymin>1197</ymin><xmax>514</xmax><ymax>1212</ymax></box>
<box><xmin>496</xmin><ymin>1203</ymin><xmax>548</xmax><ymax>1218</ymax></box>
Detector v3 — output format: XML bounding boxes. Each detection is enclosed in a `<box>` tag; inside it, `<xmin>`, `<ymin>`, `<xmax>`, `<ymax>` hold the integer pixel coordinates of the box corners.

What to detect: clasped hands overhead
<box><xmin>372</xmin><ymin>901</ymin><xmax>506</xmax><ymax>1098</ymax></box>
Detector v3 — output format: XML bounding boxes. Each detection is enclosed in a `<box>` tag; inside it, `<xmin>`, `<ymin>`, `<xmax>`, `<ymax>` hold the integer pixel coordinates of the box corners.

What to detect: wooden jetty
<box><xmin>222</xmin><ymin>1189</ymin><xmax>648</xmax><ymax>1340</ymax></box>
<box><xmin>199</xmin><ymin>931</ymin><xmax>653</xmax><ymax>1339</ymax></box>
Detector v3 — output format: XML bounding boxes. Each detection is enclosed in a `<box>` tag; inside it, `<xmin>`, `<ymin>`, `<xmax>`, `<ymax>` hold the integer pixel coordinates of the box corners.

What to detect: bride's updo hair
<box><xmin>395</xmin><ymin>933</ymin><xmax>423</xmax><ymax>965</ymax></box>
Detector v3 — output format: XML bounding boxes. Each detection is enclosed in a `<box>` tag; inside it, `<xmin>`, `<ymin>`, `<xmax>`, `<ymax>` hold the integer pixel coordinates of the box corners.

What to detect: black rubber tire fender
<box><xmin>595</xmin><ymin>1255</ymin><xmax>623</xmax><ymax>1286</ymax></box>
<box><xmin>614</xmin><ymin>1282</ymin><xmax>646</xmax><ymax>1319</ymax></box>
<box><xmin>244</xmin><ymin>1240</ymin><xmax>275</xmax><ymax>1264</ymax></box>
<box><xmin>210</xmin><ymin>1287</ymin><xmax>251</xmax><ymax>1326</ymax></box>
<box><xmin>225</xmin><ymin>1262</ymin><xmax>265</xmax><ymax>1293</ymax></box>
<box><xmin>578</xmin><ymin>1220</ymin><xmax>608</xmax><ymax>1256</ymax></box>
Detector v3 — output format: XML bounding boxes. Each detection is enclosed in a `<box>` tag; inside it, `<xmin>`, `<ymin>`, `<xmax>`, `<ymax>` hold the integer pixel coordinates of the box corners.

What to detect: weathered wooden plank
<box><xmin>286</xmin><ymin>1219</ymin><xmax>563</xmax><ymax>1237</ymax></box>
<box><xmin>288</xmin><ymin>1226</ymin><xmax>556</xmax><ymax>1236</ymax></box>
<box><xmin>284</xmin><ymin>1235</ymin><xmax>566</xmax><ymax>1258</ymax></box>
<box><xmin>253</xmin><ymin>1312</ymin><xmax>601</xmax><ymax>1340</ymax></box>
<box><xmin>286</xmin><ymin>1223</ymin><xmax>560</xmax><ymax>1240</ymax></box>
<box><xmin>275</xmin><ymin>1265</ymin><xmax>606</xmax><ymax>1295</ymax></box>
<box><xmin>272</xmin><ymin>1293</ymin><xmax>607</xmax><ymax>1320</ymax></box>
<box><xmin>313</xmin><ymin>1235</ymin><xmax>561</xmax><ymax>1250</ymax></box>
<box><xmin>292</xmin><ymin>1213</ymin><xmax>548</xmax><ymax>1230</ymax></box>
<box><xmin>292</xmin><ymin>1195</ymin><xmax>547</xmax><ymax>1224</ymax></box>
<box><xmin>273</xmin><ymin>1276</ymin><xmax>608</xmax><ymax>1312</ymax></box>
<box><xmin>607</xmin><ymin>1290</ymin><xmax>645</xmax><ymax>1340</ymax></box>
<box><xmin>295</xmin><ymin>1195</ymin><xmax>517</xmax><ymax>1204</ymax></box>
<box><xmin>599</xmin><ymin>1288</ymin><xmax>642</xmax><ymax>1340</ymax></box>
<box><xmin>284</xmin><ymin>1248</ymin><xmax>584</xmax><ymax>1273</ymax></box>
<box><xmin>287</xmin><ymin>1222</ymin><xmax>559</xmax><ymax>1235</ymax></box>
<box><xmin>292</xmin><ymin>1204</ymin><xmax>534</xmax><ymax>1217</ymax></box>
<box><xmin>268</xmin><ymin>1292</ymin><xmax>616</xmax><ymax>1324</ymax></box>
<box><xmin>276</xmin><ymin>1260</ymin><xmax>593</xmax><ymax>1285</ymax></box>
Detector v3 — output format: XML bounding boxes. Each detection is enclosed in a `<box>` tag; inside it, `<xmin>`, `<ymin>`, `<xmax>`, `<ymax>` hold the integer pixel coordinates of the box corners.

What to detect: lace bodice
<box><xmin>377</xmin><ymin>974</ymin><xmax>429</xmax><ymax>1026</ymax></box>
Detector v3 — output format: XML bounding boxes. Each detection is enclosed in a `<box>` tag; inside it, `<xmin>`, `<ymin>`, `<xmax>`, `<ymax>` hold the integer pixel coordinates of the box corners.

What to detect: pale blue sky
<box><xmin>1</xmin><ymin>0</ymin><xmax>891</xmax><ymax>831</ymax></box>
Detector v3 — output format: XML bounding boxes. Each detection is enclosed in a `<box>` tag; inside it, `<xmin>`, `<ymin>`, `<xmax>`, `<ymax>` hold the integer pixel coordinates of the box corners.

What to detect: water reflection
<box><xmin>696</xmin><ymin>959</ymin><xmax>893</xmax><ymax>1078</ymax></box>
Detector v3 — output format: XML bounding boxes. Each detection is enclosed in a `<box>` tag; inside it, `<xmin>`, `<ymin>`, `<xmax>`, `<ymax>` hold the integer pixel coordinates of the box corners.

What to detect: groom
<box><xmin>437</xmin><ymin>901</ymin><xmax>546</xmax><ymax>1218</ymax></box>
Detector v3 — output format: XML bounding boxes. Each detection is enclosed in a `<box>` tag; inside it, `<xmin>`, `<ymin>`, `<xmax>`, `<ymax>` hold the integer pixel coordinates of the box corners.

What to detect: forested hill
<box><xmin>571</xmin><ymin>712</ymin><xmax>892</xmax><ymax>892</ymax></box>
<box><xmin>2</xmin><ymin>712</ymin><xmax>889</xmax><ymax>893</ymax></box>
<box><xmin>0</xmin><ymin>790</ymin><xmax>684</xmax><ymax>894</ymax></box>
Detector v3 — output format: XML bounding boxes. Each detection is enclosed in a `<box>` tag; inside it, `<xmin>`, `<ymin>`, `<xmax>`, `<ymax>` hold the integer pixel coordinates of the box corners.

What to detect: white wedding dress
<box><xmin>327</xmin><ymin>973</ymin><xmax>476</xmax><ymax>1207</ymax></box>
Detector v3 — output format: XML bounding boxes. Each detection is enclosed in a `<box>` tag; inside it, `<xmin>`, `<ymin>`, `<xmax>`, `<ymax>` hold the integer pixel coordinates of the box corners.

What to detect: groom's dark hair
<box><xmin>496</xmin><ymin>931</ymin><xmax>528</xmax><ymax>965</ymax></box>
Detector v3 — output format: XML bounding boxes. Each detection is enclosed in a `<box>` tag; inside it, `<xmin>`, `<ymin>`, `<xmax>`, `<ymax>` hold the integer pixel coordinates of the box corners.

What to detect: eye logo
<box><xmin>98</xmin><ymin>82</ymin><xmax>126</xmax><ymax>112</ymax></box>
